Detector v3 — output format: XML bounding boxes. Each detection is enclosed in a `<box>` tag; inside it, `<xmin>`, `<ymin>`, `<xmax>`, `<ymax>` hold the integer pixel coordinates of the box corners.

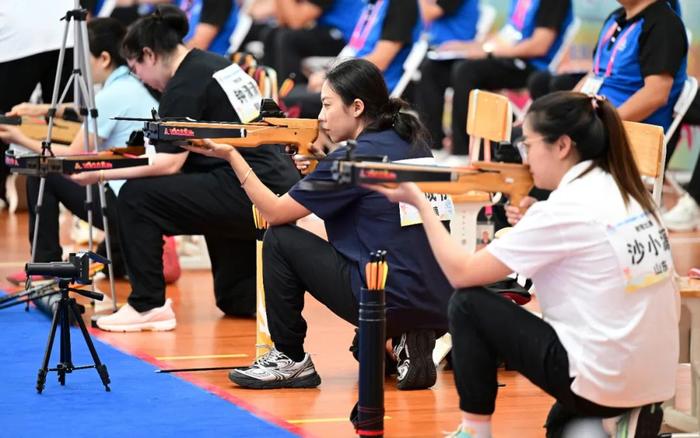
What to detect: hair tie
<box><xmin>589</xmin><ymin>94</ymin><xmax>606</xmax><ymax>111</ymax></box>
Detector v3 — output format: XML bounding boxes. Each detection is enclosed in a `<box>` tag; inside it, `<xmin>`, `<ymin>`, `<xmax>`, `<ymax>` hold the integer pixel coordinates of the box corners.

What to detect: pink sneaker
<box><xmin>96</xmin><ymin>298</ymin><xmax>177</xmax><ymax>332</ymax></box>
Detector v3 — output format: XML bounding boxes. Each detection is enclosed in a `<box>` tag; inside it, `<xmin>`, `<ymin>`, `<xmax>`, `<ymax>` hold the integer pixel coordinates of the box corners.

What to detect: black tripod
<box><xmin>37</xmin><ymin>278</ymin><xmax>110</xmax><ymax>394</ymax></box>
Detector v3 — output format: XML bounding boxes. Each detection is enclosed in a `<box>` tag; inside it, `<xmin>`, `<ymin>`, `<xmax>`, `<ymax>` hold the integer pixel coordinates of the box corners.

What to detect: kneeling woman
<box><xmin>188</xmin><ymin>59</ymin><xmax>453</xmax><ymax>390</ymax></box>
<box><xmin>370</xmin><ymin>92</ymin><xmax>679</xmax><ymax>437</ymax></box>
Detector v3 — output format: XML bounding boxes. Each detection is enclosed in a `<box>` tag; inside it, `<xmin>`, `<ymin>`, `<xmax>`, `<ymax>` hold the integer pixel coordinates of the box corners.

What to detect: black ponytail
<box><xmin>325</xmin><ymin>59</ymin><xmax>431</xmax><ymax>155</ymax></box>
<box><xmin>122</xmin><ymin>5</ymin><xmax>188</xmax><ymax>61</ymax></box>
<box><xmin>88</xmin><ymin>17</ymin><xmax>126</xmax><ymax>67</ymax></box>
<box><xmin>527</xmin><ymin>91</ymin><xmax>658</xmax><ymax>220</ymax></box>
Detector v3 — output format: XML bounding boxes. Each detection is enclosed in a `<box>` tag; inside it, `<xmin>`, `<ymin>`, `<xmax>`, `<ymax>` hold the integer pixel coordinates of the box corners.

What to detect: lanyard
<box><xmin>349</xmin><ymin>0</ymin><xmax>384</xmax><ymax>50</ymax></box>
<box><xmin>510</xmin><ymin>0</ymin><xmax>533</xmax><ymax>31</ymax></box>
<box><xmin>593</xmin><ymin>20</ymin><xmax>638</xmax><ymax>78</ymax></box>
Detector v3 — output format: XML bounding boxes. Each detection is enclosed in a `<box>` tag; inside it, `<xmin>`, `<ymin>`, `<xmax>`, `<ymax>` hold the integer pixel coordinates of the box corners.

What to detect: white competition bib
<box><xmin>580</xmin><ymin>75</ymin><xmax>604</xmax><ymax>95</ymax></box>
<box><xmin>394</xmin><ymin>157</ymin><xmax>455</xmax><ymax>226</ymax></box>
<box><xmin>213</xmin><ymin>64</ymin><xmax>261</xmax><ymax>123</ymax></box>
<box><xmin>606</xmin><ymin>212</ymin><xmax>673</xmax><ymax>292</ymax></box>
<box><xmin>400</xmin><ymin>192</ymin><xmax>454</xmax><ymax>227</ymax></box>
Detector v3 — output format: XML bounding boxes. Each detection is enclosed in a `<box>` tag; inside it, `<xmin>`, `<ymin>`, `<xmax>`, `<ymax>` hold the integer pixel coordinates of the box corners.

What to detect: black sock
<box><xmin>275</xmin><ymin>344</ymin><xmax>305</xmax><ymax>362</ymax></box>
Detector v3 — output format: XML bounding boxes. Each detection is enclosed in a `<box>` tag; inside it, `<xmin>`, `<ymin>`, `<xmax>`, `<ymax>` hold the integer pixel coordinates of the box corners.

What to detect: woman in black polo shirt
<box><xmin>72</xmin><ymin>5</ymin><xmax>300</xmax><ymax>332</ymax></box>
<box><xmin>188</xmin><ymin>59</ymin><xmax>453</xmax><ymax>391</ymax></box>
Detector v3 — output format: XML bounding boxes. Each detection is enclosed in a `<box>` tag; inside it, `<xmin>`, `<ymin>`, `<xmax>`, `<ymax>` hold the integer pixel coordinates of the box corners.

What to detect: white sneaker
<box><xmin>96</xmin><ymin>298</ymin><xmax>176</xmax><ymax>332</ymax></box>
<box><xmin>228</xmin><ymin>347</ymin><xmax>321</xmax><ymax>389</ymax></box>
<box><xmin>663</xmin><ymin>192</ymin><xmax>700</xmax><ymax>232</ymax></box>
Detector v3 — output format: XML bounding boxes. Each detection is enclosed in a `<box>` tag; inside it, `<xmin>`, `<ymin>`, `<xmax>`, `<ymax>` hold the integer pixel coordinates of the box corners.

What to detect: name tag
<box><xmin>400</xmin><ymin>193</ymin><xmax>454</xmax><ymax>227</ymax></box>
<box><xmin>606</xmin><ymin>212</ymin><xmax>673</xmax><ymax>292</ymax></box>
<box><xmin>580</xmin><ymin>75</ymin><xmax>604</xmax><ymax>95</ymax></box>
<box><xmin>213</xmin><ymin>64</ymin><xmax>262</xmax><ymax>123</ymax></box>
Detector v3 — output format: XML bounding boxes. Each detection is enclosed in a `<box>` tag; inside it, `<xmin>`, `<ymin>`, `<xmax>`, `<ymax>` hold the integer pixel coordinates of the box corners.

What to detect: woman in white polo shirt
<box><xmin>369</xmin><ymin>91</ymin><xmax>679</xmax><ymax>438</ymax></box>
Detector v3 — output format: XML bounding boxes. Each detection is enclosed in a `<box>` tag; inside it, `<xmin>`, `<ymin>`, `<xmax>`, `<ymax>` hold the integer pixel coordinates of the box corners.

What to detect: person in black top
<box><xmin>71</xmin><ymin>5</ymin><xmax>300</xmax><ymax>332</ymax></box>
<box><xmin>262</xmin><ymin>0</ymin><xmax>362</xmax><ymax>82</ymax></box>
<box><xmin>284</xmin><ymin>0</ymin><xmax>419</xmax><ymax>119</ymax></box>
<box><xmin>186</xmin><ymin>59</ymin><xmax>453</xmax><ymax>391</ymax></box>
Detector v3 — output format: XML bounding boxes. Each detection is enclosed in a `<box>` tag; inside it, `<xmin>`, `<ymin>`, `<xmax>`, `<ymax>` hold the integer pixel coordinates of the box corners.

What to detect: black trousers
<box><xmin>526</xmin><ymin>71</ymin><xmax>586</xmax><ymax>101</ymax></box>
<box><xmin>666</xmin><ymin>93</ymin><xmax>700</xmax><ymax>203</ymax></box>
<box><xmin>26</xmin><ymin>175</ymin><xmax>121</xmax><ymax>266</ymax></box>
<box><xmin>0</xmin><ymin>49</ymin><xmax>74</xmax><ymax>201</ymax></box>
<box><xmin>448</xmin><ymin>288</ymin><xmax>636</xmax><ymax>437</ymax></box>
<box><xmin>282</xmin><ymin>87</ymin><xmax>322</xmax><ymax>119</ymax></box>
<box><xmin>414</xmin><ymin>58</ymin><xmax>461</xmax><ymax>151</ymax></box>
<box><xmin>263</xmin><ymin>224</ymin><xmax>359</xmax><ymax>358</ymax></box>
<box><xmin>117</xmin><ymin>167</ymin><xmax>294</xmax><ymax>315</ymax></box>
<box><xmin>264</xmin><ymin>25</ymin><xmax>345</xmax><ymax>82</ymax></box>
<box><xmin>451</xmin><ymin>58</ymin><xmax>536</xmax><ymax>156</ymax></box>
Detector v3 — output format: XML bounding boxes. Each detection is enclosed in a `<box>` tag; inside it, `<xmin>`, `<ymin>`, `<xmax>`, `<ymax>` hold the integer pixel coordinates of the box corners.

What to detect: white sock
<box><xmin>460</xmin><ymin>419</ymin><xmax>492</xmax><ymax>438</ymax></box>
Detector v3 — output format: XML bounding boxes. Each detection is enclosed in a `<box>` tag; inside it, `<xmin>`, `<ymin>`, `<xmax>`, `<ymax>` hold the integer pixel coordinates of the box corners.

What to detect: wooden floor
<box><xmin>1</xmin><ymin>207</ymin><xmax>697</xmax><ymax>437</ymax></box>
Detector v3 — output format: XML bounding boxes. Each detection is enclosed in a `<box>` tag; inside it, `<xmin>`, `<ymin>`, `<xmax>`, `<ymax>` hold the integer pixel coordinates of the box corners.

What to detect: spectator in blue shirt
<box><xmin>180</xmin><ymin>0</ymin><xmax>239</xmax><ymax>56</ymax></box>
<box><xmin>427</xmin><ymin>0</ymin><xmax>573</xmax><ymax>163</ymax></box>
<box><xmin>412</xmin><ymin>0</ymin><xmax>480</xmax><ymax>158</ymax></box>
<box><xmin>263</xmin><ymin>0</ymin><xmax>364</xmax><ymax>82</ymax></box>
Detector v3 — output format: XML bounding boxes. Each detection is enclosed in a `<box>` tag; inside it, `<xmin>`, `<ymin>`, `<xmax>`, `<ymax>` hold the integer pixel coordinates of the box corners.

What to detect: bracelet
<box><xmin>98</xmin><ymin>170</ymin><xmax>105</xmax><ymax>184</ymax></box>
<box><xmin>240</xmin><ymin>168</ymin><xmax>253</xmax><ymax>187</ymax></box>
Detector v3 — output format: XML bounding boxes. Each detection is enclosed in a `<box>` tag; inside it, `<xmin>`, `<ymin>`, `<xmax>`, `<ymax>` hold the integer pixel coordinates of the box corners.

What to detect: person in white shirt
<box><xmin>368</xmin><ymin>91</ymin><xmax>680</xmax><ymax>438</ymax></box>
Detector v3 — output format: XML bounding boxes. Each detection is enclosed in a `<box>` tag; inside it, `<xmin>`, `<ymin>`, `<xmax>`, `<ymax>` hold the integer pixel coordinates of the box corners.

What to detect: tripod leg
<box><xmin>37</xmin><ymin>295</ymin><xmax>62</xmax><ymax>394</ymax></box>
<box><xmin>57</xmin><ymin>299</ymin><xmax>73</xmax><ymax>386</ymax></box>
<box><xmin>68</xmin><ymin>299</ymin><xmax>110</xmax><ymax>391</ymax></box>
<box><xmin>97</xmin><ymin>182</ymin><xmax>117</xmax><ymax>311</ymax></box>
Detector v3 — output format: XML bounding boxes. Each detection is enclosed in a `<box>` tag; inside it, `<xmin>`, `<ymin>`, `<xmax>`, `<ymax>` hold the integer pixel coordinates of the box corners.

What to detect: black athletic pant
<box><xmin>0</xmin><ymin>49</ymin><xmax>74</xmax><ymax>202</ymax></box>
<box><xmin>118</xmin><ymin>167</ymin><xmax>295</xmax><ymax>316</ymax></box>
<box><xmin>26</xmin><ymin>174</ymin><xmax>121</xmax><ymax>267</ymax></box>
<box><xmin>448</xmin><ymin>288</ymin><xmax>638</xmax><ymax>437</ymax></box>
<box><xmin>283</xmin><ymin>87</ymin><xmax>322</xmax><ymax>119</ymax></box>
<box><xmin>264</xmin><ymin>25</ymin><xmax>346</xmax><ymax>82</ymax></box>
<box><xmin>526</xmin><ymin>71</ymin><xmax>586</xmax><ymax>101</ymax></box>
<box><xmin>451</xmin><ymin>58</ymin><xmax>536</xmax><ymax>156</ymax></box>
<box><xmin>413</xmin><ymin>58</ymin><xmax>460</xmax><ymax>151</ymax></box>
<box><xmin>263</xmin><ymin>224</ymin><xmax>359</xmax><ymax>360</ymax></box>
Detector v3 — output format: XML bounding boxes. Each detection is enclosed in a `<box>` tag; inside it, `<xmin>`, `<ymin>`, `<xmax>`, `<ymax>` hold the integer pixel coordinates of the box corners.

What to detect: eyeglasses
<box><xmin>514</xmin><ymin>135</ymin><xmax>546</xmax><ymax>162</ymax></box>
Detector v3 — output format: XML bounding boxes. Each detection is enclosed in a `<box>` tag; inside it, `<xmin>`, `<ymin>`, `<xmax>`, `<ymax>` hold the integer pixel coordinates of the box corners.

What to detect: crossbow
<box><xmin>303</xmin><ymin>141</ymin><xmax>534</xmax><ymax>205</ymax></box>
<box><xmin>119</xmin><ymin>100</ymin><xmax>320</xmax><ymax>170</ymax></box>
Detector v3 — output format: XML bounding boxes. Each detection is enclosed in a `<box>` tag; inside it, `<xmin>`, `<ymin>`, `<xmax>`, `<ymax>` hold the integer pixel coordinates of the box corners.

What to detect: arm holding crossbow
<box><xmin>367</xmin><ymin>181</ymin><xmax>513</xmax><ymax>289</ymax></box>
<box><xmin>184</xmin><ymin>139</ymin><xmax>310</xmax><ymax>225</ymax></box>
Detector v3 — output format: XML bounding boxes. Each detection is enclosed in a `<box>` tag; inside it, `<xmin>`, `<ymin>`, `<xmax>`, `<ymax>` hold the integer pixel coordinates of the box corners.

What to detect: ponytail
<box><xmin>325</xmin><ymin>59</ymin><xmax>432</xmax><ymax>155</ymax></box>
<box><xmin>122</xmin><ymin>5</ymin><xmax>188</xmax><ymax>61</ymax></box>
<box><xmin>365</xmin><ymin>97</ymin><xmax>431</xmax><ymax>155</ymax></box>
<box><xmin>595</xmin><ymin>98</ymin><xmax>659</xmax><ymax>221</ymax></box>
<box><xmin>527</xmin><ymin>91</ymin><xmax>658</xmax><ymax>220</ymax></box>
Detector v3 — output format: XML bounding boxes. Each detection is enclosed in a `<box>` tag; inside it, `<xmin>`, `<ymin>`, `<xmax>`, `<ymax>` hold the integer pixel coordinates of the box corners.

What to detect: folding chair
<box><xmin>226</xmin><ymin>0</ymin><xmax>256</xmax><ymax>55</ymax></box>
<box><xmin>625</xmin><ymin>120</ymin><xmax>666</xmax><ymax>207</ymax></box>
<box><xmin>622</xmin><ymin>120</ymin><xmax>700</xmax><ymax>435</ymax></box>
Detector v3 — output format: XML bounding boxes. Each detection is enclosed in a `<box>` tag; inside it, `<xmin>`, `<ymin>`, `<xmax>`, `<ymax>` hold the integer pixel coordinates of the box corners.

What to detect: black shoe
<box><xmin>350</xmin><ymin>329</ymin><xmax>397</xmax><ymax>376</ymax></box>
<box><xmin>393</xmin><ymin>329</ymin><xmax>436</xmax><ymax>390</ymax></box>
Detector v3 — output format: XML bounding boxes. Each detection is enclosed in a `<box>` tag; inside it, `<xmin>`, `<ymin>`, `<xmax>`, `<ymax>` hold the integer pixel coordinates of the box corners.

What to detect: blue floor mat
<box><xmin>0</xmin><ymin>294</ymin><xmax>298</xmax><ymax>438</ymax></box>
